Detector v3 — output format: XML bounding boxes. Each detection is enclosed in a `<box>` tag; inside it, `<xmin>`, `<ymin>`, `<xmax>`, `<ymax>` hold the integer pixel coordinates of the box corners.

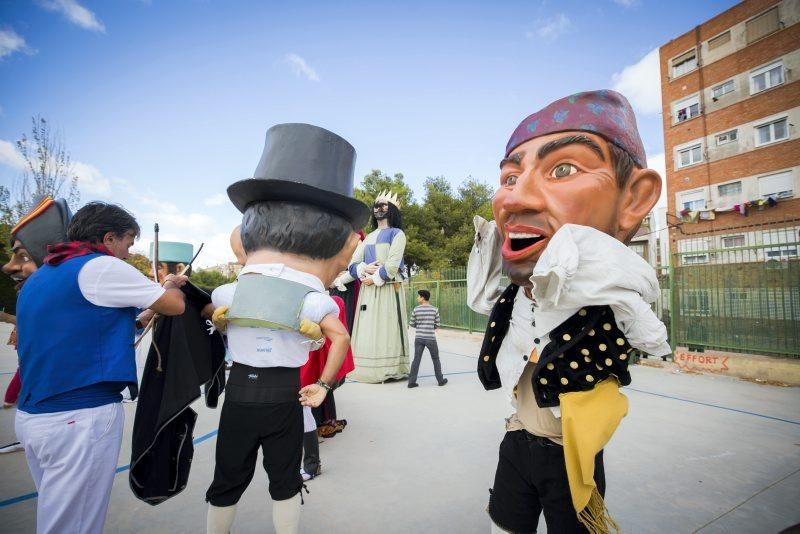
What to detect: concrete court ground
<box><xmin>0</xmin><ymin>323</ymin><xmax>798</xmax><ymax>534</ymax></box>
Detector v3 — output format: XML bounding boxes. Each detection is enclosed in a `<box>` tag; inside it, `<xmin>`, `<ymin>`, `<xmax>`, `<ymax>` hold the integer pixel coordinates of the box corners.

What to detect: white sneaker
<box><xmin>300</xmin><ymin>468</ymin><xmax>312</xmax><ymax>482</ymax></box>
<box><xmin>0</xmin><ymin>441</ymin><xmax>23</xmax><ymax>454</ymax></box>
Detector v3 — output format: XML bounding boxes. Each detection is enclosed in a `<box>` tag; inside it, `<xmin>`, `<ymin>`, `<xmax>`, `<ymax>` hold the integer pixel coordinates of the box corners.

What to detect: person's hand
<box><xmin>163</xmin><ymin>274</ymin><xmax>188</xmax><ymax>289</ymax></box>
<box><xmin>299</xmin><ymin>383</ymin><xmax>328</xmax><ymax>407</ymax></box>
<box><xmin>0</xmin><ymin>311</ymin><xmax>15</xmax><ymax>325</ymax></box>
<box><xmin>362</xmin><ymin>277</ymin><xmax>374</xmax><ymax>286</ymax></box>
<box><xmin>137</xmin><ymin>309</ymin><xmax>156</xmax><ymax>328</ymax></box>
<box><xmin>363</xmin><ymin>262</ymin><xmax>380</xmax><ymax>275</ymax></box>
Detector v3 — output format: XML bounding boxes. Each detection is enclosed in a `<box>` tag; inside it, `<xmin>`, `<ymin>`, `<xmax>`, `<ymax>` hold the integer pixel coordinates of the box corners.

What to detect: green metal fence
<box><xmin>405</xmin><ymin>220</ymin><xmax>800</xmax><ymax>358</ymax></box>
<box><xmin>406</xmin><ymin>267</ymin><xmax>498</xmax><ymax>333</ymax></box>
<box><xmin>668</xmin><ymin>221</ymin><xmax>800</xmax><ymax>357</ymax></box>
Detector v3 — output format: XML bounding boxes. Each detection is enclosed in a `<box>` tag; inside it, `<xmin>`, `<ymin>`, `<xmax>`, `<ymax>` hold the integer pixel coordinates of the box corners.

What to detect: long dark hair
<box><xmin>370</xmin><ymin>203</ymin><xmax>403</xmax><ymax>230</ymax></box>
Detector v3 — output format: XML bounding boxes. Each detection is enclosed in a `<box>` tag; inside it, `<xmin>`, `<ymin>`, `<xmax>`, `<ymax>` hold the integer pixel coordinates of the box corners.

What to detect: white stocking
<box><xmin>207</xmin><ymin>503</ymin><xmax>237</xmax><ymax>533</ymax></box>
<box><xmin>272</xmin><ymin>493</ymin><xmax>302</xmax><ymax>534</ymax></box>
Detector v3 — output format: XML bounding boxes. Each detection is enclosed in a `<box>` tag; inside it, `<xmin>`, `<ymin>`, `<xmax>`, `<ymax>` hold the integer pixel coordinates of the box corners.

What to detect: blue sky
<box><xmin>0</xmin><ymin>0</ymin><xmax>738</xmax><ymax>266</ymax></box>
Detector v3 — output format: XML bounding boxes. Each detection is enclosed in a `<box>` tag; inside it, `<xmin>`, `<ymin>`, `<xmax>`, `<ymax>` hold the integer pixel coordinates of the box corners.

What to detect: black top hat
<box><xmin>227</xmin><ymin>123</ymin><xmax>370</xmax><ymax>227</ymax></box>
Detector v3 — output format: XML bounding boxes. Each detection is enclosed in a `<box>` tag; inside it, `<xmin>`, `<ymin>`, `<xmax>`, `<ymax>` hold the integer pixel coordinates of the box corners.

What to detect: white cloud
<box><xmin>613</xmin><ymin>0</ymin><xmax>640</xmax><ymax>7</ymax></box>
<box><xmin>73</xmin><ymin>160</ymin><xmax>112</xmax><ymax>196</ymax></box>
<box><xmin>0</xmin><ymin>140</ymin><xmax>26</xmax><ymax>170</ymax></box>
<box><xmin>204</xmin><ymin>193</ymin><xmax>227</xmax><ymax>206</ymax></box>
<box><xmin>528</xmin><ymin>14</ymin><xmax>571</xmax><ymax>42</ymax></box>
<box><xmin>0</xmin><ymin>28</ymin><xmax>29</xmax><ymax>58</ymax></box>
<box><xmin>285</xmin><ymin>53</ymin><xmax>320</xmax><ymax>82</ymax></box>
<box><xmin>611</xmin><ymin>47</ymin><xmax>662</xmax><ymax>115</ymax></box>
<box><xmin>38</xmin><ymin>0</ymin><xmax>106</xmax><ymax>33</ymax></box>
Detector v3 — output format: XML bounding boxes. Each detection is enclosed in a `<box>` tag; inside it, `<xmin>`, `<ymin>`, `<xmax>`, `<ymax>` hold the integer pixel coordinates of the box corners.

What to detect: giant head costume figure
<box><xmin>493</xmin><ymin>90</ymin><xmax>661</xmax><ymax>287</ymax></box>
<box><xmin>2</xmin><ymin>197</ymin><xmax>72</xmax><ymax>290</ymax></box>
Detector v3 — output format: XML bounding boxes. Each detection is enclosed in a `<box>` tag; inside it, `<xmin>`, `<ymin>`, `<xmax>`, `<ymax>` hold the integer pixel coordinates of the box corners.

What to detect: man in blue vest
<box><xmin>14</xmin><ymin>201</ymin><xmax>188</xmax><ymax>534</ymax></box>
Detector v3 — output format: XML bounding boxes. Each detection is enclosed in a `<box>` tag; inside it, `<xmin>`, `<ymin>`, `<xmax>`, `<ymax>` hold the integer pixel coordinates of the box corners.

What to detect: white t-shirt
<box><xmin>78</xmin><ymin>255</ymin><xmax>165</xmax><ymax>309</ymax></box>
<box><xmin>212</xmin><ymin>263</ymin><xmax>339</xmax><ymax>368</ymax></box>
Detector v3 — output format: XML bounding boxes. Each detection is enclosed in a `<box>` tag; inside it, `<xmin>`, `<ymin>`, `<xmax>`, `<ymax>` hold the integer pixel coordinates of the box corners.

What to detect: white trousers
<box><xmin>15</xmin><ymin>402</ymin><xmax>125</xmax><ymax>534</ymax></box>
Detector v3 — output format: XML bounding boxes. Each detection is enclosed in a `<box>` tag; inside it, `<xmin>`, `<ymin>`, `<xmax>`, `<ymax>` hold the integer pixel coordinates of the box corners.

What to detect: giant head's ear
<box><xmin>615</xmin><ymin>167</ymin><xmax>662</xmax><ymax>242</ymax></box>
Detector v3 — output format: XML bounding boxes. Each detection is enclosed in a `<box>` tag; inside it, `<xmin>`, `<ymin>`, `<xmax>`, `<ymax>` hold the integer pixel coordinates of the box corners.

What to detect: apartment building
<box><xmin>659</xmin><ymin>0</ymin><xmax>800</xmax><ymax>266</ymax></box>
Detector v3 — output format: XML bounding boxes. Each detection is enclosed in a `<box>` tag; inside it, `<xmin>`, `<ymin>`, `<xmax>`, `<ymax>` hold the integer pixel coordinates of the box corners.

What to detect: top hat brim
<box><xmin>227</xmin><ymin>178</ymin><xmax>371</xmax><ymax>228</ymax></box>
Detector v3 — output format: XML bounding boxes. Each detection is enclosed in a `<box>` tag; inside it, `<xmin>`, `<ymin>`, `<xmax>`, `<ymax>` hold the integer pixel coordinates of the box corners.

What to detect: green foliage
<box><xmin>190</xmin><ymin>268</ymin><xmax>236</xmax><ymax>293</ymax></box>
<box><xmin>126</xmin><ymin>253</ymin><xmax>153</xmax><ymax>277</ymax></box>
<box><xmin>358</xmin><ymin>170</ymin><xmax>495</xmax><ymax>270</ymax></box>
<box><xmin>0</xmin><ymin>222</ymin><xmax>15</xmax><ymax>314</ymax></box>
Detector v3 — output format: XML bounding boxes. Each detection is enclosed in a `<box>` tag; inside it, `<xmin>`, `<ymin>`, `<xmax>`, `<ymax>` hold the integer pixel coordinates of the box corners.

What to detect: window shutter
<box><xmin>746</xmin><ymin>7</ymin><xmax>780</xmax><ymax>43</ymax></box>
<box><xmin>672</xmin><ymin>49</ymin><xmax>696</xmax><ymax>67</ymax></box>
<box><xmin>708</xmin><ymin>31</ymin><xmax>731</xmax><ymax>50</ymax></box>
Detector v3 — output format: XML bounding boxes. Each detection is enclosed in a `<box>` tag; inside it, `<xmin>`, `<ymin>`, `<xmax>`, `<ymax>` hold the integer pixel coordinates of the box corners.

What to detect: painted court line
<box><xmin>2</xmin><ymin>369</ymin><xmax>796</xmax><ymax>509</ymax></box>
<box><xmin>0</xmin><ymin>429</ymin><xmax>220</xmax><ymax>509</ymax></box>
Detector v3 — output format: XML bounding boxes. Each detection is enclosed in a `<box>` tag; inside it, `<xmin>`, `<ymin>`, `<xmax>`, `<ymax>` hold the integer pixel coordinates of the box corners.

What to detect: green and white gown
<box><xmin>347</xmin><ymin>227</ymin><xmax>409</xmax><ymax>383</ymax></box>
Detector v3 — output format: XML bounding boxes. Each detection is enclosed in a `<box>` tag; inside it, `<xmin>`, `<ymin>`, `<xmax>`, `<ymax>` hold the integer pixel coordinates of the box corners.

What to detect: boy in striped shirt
<box><xmin>408</xmin><ymin>289</ymin><xmax>447</xmax><ymax>388</ymax></box>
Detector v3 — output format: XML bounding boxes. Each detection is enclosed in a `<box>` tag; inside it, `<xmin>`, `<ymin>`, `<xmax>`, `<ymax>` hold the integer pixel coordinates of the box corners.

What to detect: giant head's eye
<box><xmin>552</xmin><ymin>163</ymin><xmax>578</xmax><ymax>178</ymax></box>
<box><xmin>504</xmin><ymin>175</ymin><xmax>518</xmax><ymax>186</ymax></box>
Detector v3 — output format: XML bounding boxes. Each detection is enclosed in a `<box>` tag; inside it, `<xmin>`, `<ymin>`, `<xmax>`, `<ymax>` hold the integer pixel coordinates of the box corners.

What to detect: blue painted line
<box><xmin>0</xmin><ymin>492</ymin><xmax>37</xmax><ymax>508</ymax></box>
<box><xmin>0</xmin><ymin>429</ymin><xmax>220</xmax><ymax>509</ymax></box>
<box><xmin>626</xmin><ymin>387</ymin><xmax>800</xmax><ymax>426</ymax></box>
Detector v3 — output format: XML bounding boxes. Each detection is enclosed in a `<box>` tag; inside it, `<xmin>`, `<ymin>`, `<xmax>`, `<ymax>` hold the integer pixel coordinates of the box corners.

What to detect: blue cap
<box><xmin>149</xmin><ymin>241</ymin><xmax>193</xmax><ymax>263</ymax></box>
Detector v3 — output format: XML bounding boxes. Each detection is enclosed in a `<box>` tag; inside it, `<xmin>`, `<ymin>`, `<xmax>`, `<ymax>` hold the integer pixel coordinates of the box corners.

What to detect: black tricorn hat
<box><xmin>227</xmin><ymin>123</ymin><xmax>370</xmax><ymax>227</ymax></box>
<box><xmin>10</xmin><ymin>197</ymin><xmax>72</xmax><ymax>267</ymax></box>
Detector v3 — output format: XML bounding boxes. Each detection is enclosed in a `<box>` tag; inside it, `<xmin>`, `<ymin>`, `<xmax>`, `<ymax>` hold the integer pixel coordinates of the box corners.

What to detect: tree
<box><xmin>352</xmin><ymin>169</ymin><xmax>495</xmax><ymax>271</ymax></box>
<box><xmin>11</xmin><ymin>116</ymin><xmax>80</xmax><ymax>218</ymax></box>
<box><xmin>127</xmin><ymin>253</ymin><xmax>153</xmax><ymax>278</ymax></box>
<box><xmin>354</xmin><ymin>169</ymin><xmax>414</xmax><ymax>210</ymax></box>
<box><xmin>191</xmin><ymin>268</ymin><xmax>236</xmax><ymax>293</ymax></box>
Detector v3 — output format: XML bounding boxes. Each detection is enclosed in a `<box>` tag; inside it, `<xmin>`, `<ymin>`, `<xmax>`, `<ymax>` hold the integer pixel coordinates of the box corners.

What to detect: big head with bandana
<box><xmin>494</xmin><ymin>90</ymin><xmax>662</xmax><ymax>288</ymax></box>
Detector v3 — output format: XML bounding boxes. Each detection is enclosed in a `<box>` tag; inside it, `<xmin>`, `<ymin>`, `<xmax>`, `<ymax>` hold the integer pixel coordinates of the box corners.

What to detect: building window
<box><xmin>765</xmin><ymin>248</ymin><xmax>798</xmax><ymax>260</ymax></box>
<box><xmin>746</xmin><ymin>6</ymin><xmax>780</xmax><ymax>44</ymax></box>
<box><xmin>679</xmin><ymin>189</ymin><xmax>706</xmax><ymax>211</ymax></box>
<box><xmin>672</xmin><ymin>49</ymin><xmax>697</xmax><ymax>78</ymax></box>
<box><xmin>716</xmin><ymin>129</ymin><xmax>738</xmax><ymax>145</ymax></box>
<box><xmin>678</xmin><ymin>144</ymin><xmax>703</xmax><ymax>168</ymax></box>
<box><xmin>674</xmin><ymin>95</ymin><xmax>700</xmax><ymax>123</ymax></box>
<box><xmin>683</xmin><ymin>255</ymin><xmax>710</xmax><ymax>266</ymax></box>
<box><xmin>722</xmin><ymin>235</ymin><xmax>745</xmax><ymax>248</ymax></box>
<box><xmin>763</xmin><ymin>227</ymin><xmax>800</xmax><ymax>261</ymax></box>
<box><xmin>708</xmin><ymin>30</ymin><xmax>731</xmax><ymax>50</ymax></box>
<box><xmin>750</xmin><ymin>61</ymin><xmax>784</xmax><ymax>94</ymax></box>
<box><xmin>712</xmin><ymin>80</ymin><xmax>734</xmax><ymax>99</ymax></box>
<box><xmin>755</xmin><ymin>117</ymin><xmax>788</xmax><ymax>146</ymax></box>
<box><xmin>718</xmin><ymin>181</ymin><xmax>742</xmax><ymax>202</ymax></box>
<box><xmin>758</xmin><ymin>171</ymin><xmax>793</xmax><ymax>199</ymax></box>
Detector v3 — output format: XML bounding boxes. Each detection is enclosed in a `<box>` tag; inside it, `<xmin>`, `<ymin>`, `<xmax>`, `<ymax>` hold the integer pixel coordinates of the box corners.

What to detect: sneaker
<box><xmin>301</xmin><ymin>465</ymin><xmax>321</xmax><ymax>481</ymax></box>
<box><xmin>0</xmin><ymin>441</ymin><xmax>23</xmax><ymax>454</ymax></box>
<box><xmin>438</xmin><ymin>378</ymin><xmax>448</xmax><ymax>386</ymax></box>
<box><xmin>407</xmin><ymin>383</ymin><xmax>419</xmax><ymax>389</ymax></box>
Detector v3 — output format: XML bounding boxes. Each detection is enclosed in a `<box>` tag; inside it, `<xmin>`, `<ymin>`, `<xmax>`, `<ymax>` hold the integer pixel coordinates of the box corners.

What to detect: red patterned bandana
<box><xmin>43</xmin><ymin>241</ymin><xmax>114</xmax><ymax>266</ymax></box>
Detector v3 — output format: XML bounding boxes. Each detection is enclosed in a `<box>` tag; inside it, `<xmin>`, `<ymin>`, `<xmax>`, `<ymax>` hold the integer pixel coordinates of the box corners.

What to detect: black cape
<box><xmin>129</xmin><ymin>282</ymin><xmax>226</xmax><ymax>505</ymax></box>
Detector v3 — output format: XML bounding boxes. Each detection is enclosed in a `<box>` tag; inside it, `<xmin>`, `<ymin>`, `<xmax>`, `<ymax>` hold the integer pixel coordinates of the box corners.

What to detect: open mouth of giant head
<box><xmin>502</xmin><ymin>225</ymin><xmax>550</xmax><ymax>261</ymax></box>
